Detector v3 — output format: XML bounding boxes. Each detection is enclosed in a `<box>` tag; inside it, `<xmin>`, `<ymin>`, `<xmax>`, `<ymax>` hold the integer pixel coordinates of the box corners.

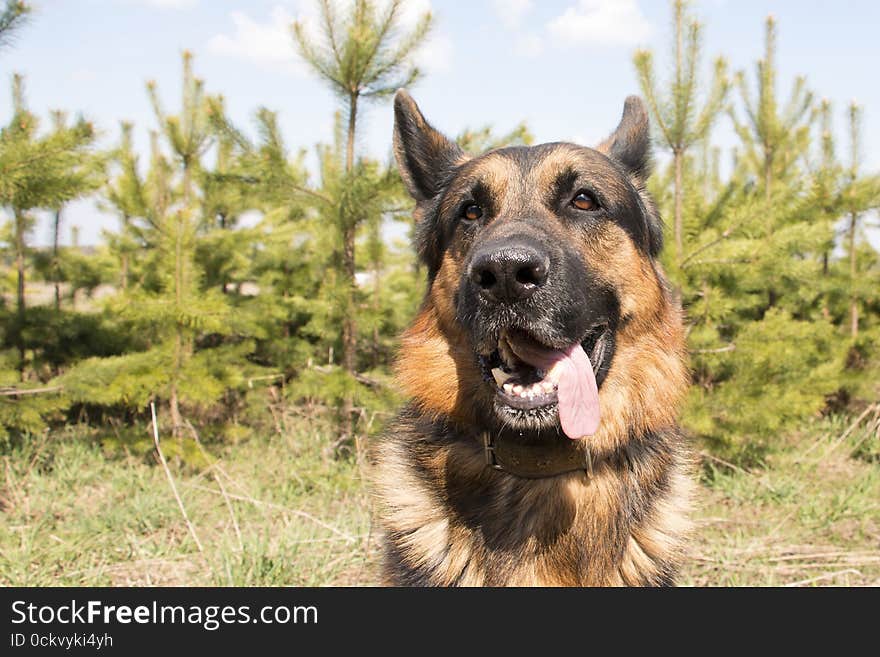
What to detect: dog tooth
<box><xmin>498</xmin><ymin>338</ymin><xmax>517</xmax><ymax>369</ymax></box>
<box><xmin>491</xmin><ymin>367</ymin><xmax>513</xmax><ymax>387</ymax></box>
<box><xmin>512</xmin><ymin>384</ymin><xmax>523</xmax><ymax>395</ymax></box>
<box><xmin>503</xmin><ymin>383</ymin><xmax>514</xmax><ymax>394</ymax></box>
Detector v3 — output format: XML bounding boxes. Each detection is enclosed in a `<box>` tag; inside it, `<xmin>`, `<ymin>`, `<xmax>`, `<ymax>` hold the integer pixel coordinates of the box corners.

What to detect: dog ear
<box><xmin>596</xmin><ymin>95</ymin><xmax>652</xmax><ymax>182</ymax></box>
<box><xmin>597</xmin><ymin>96</ymin><xmax>663</xmax><ymax>257</ymax></box>
<box><xmin>393</xmin><ymin>89</ymin><xmax>465</xmax><ymax>202</ymax></box>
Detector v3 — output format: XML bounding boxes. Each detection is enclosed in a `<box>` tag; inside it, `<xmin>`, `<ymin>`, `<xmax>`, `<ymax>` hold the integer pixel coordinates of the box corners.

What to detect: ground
<box><xmin>1</xmin><ymin>414</ymin><xmax>877</xmax><ymax>586</ymax></box>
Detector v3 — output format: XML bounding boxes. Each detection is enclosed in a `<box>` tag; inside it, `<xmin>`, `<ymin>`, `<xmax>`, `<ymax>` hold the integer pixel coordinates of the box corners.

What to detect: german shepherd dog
<box><xmin>372</xmin><ymin>90</ymin><xmax>692</xmax><ymax>586</ymax></box>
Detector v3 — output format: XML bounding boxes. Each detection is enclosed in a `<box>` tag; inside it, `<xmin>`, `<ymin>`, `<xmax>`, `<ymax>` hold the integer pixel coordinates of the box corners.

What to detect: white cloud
<box><xmin>206</xmin><ymin>5</ymin><xmax>305</xmax><ymax>75</ymax></box>
<box><xmin>207</xmin><ymin>1</ymin><xmax>450</xmax><ymax>76</ymax></box>
<box><xmin>492</xmin><ymin>0</ymin><xmax>534</xmax><ymax>30</ymax></box>
<box><xmin>138</xmin><ymin>0</ymin><xmax>198</xmax><ymax>9</ymax></box>
<box><xmin>515</xmin><ymin>33</ymin><xmax>544</xmax><ymax>58</ymax></box>
<box><xmin>547</xmin><ymin>0</ymin><xmax>652</xmax><ymax>47</ymax></box>
<box><xmin>385</xmin><ymin>0</ymin><xmax>432</xmax><ymax>30</ymax></box>
<box><xmin>415</xmin><ymin>33</ymin><xmax>453</xmax><ymax>74</ymax></box>
<box><xmin>490</xmin><ymin>1</ymin><xmax>542</xmax><ymax>58</ymax></box>
<box><xmin>378</xmin><ymin>0</ymin><xmax>453</xmax><ymax>74</ymax></box>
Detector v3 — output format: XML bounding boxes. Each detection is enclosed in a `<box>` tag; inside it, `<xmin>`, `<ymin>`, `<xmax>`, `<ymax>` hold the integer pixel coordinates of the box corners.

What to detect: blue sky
<box><xmin>2</xmin><ymin>0</ymin><xmax>879</xmax><ymax>246</ymax></box>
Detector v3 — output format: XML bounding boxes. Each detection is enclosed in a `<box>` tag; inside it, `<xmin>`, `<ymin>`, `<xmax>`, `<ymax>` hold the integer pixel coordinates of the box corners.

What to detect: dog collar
<box><xmin>481</xmin><ymin>430</ymin><xmax>596</xmax><ymax>479</ymax></box>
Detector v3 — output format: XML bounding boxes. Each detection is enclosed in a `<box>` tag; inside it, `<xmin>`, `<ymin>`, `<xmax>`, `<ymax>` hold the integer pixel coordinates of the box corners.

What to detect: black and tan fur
<box><xmin>371</xmin><ymin>91</ymin><xmax>693</xmax><ymax>586</ymax></box>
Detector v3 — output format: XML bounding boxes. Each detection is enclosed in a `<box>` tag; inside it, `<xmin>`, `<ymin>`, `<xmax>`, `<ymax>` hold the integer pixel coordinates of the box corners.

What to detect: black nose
<box><xmin>469</xmin><ymin>244</ymin><xmax>550</xmax><ymax>303</ymax></box>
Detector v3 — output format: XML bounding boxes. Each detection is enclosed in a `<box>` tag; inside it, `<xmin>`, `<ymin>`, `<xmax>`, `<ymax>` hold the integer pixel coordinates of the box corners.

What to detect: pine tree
<box><xmin>845</xmin><ymin>104</ymin><xmax>859</xmax><ymax>339</ymax></box>
<box><xmin>637</xmin><ymin>11</ymin><xmax>852</xmax><ymax>461</ymax></box>
<box><xmin>45</xmin><ymin>110</ymin><xmax>105</xmax><ymax>310</ymax></box>
<box><xmin>730</xmin><ymin>16</ymin><xmax>814</xmax><ymax>201</ymax></box>
<box><xmin>210</xmin><ymin>101</ymin><xmax>421</xmax><ymax>448</ymax></box>
<box><xmin>833</xmin><ymin>101</ymin><xmax>880</xmax><ymax>403</ymax></box>
<box><xmin>64</xmin><ymin>129</ymin><xmax>255</xmax><ymax>446</ymax></box>
<box><xmin>844</xmin><ymin>102</ymin><xmax>871</xmax><ymax>339</ymax></box>
<box><xmin>198</xmin><ymin>97</ymin><xmax>253</xmax><ymax>296</ymax></box>
<box><xmin>0</xmin><ymin>0</ymin><xmax>28</xmax><ymax>49</ymax></box>
<box><xmin>455</xmin><ymin>122</ymin><xmax>533</xmax><ymax>153</ymax></box>
<box><xmin>810</xmin><ymin>99</ymin><xmax>842</xmax><ymax>320</ymax></box>
<box><xmin>633</xmin><ymin>0</ymin><xmax>729</xmax><ymax>269</ymax></box>
<box><xmin>102</xmin><ymin>122</ymin><xmax>147</xmax><ymax>291</ymax></box>
<box><xmin>292</xmin><ymin>0</ymin><xmax>432</xmax><ymax>442</ymax></box>
<box><xmin>274</xmin><ymin>113</ymin><xmax>403</xmax><ymax>431</ymax></box>
<box><xmin>0</xmin><ymin>74</ymin><xmax>98</xmax><ymax>369</ymax></box>
<box><xmin>0</xmin><ymin>66</ymin><xmax>98</xmax><ymax>438</ymax></box>
<box><xmin>725</xmin><ymin>15</ymin><xmax>827</xmax><ymax>318</ymax></box>
<box><xmin>64</xmin><ymin>54</ymin><xmax>260</xmax><ymax>443</ymax></box>
<box><xmin>206</xmin><ymin>101</ymin><xmax>321</xmax><ymax>372</ymax></box>
<box><xmin>145</xmin><ymin>51</ymin><xmax>214</xmax><ymax>432</ymax></box>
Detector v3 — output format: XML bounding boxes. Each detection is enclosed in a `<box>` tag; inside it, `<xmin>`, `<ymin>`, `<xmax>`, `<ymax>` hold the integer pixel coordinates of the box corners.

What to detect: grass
<box><xmin>0</xmin><ymin>418</ymin><xmax>376</xmax><ymax>586</ymax></box>
<box><xmin>0</xmin><ymin>412</ymin><xmax>877</xmax><ymax>586</ymax></box>
<box><xmin>683</xmin><ymin>412</ymin><xmax>880</xmax><ymax>586</ymax></box>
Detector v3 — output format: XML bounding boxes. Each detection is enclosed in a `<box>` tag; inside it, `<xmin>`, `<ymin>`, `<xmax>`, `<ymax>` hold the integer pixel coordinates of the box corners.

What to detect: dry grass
<box><xmin>0</xmin><ymin>413</ymin><xmax>877</xmax><ymax>587</ymax></box>
<box><xmin>682</xmin><ymin>413</ymin><xmax>880</xmax><ymax>586</ymax></box>
<box><xmin>0</xmin><ymin>417</ymin><xmax>379</xmax><ymax>587</ymax></box>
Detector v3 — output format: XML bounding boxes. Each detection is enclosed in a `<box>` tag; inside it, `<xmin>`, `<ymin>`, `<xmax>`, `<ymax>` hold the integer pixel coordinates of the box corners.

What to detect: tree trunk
<box><xmin>672</xmin><ymin>0</ymin><xmax>684</xmax><ymax>266</ymax></box>
<box><xmin>673</xmin><ymin>149</ymin><xmax>683</xmax><ymax>265</ymax></box>
<box><xmin>372</xmin><ymin>255</ymin><xmax>381</xmax><ymax>368</ymax></box>
<box><xmin>169</xmin><ymin>382</ymin><xmax>184</xmax><ymax>437</ymax></box>
<box><xmin>182</xmin><ymin>156</ymin><xmax>192</xmax><ymax>207</ymax></box>
<box><xmin>120</xmin><ymin>216</ymin><xmax>129</xmax><ymax>290</ymax></box>
<box><xmin>763</xmin><ymin>148</ymin><xmax>774</xmax><ymax>320</ymax></box>
<box><xmin>121</xmin><ymin>253</ymin><xmax>129</xmax><ymax>291</ymax></box>
<box><xmin>52</xmin><ymin>207</ymin><xmax>62</xmax><ymax>311</ymax></box>
<box><xmin>170</xmin><ymin>272</ymin><xmax>190</xmax><ymax>439</ymax></box>
<box><xmin>820</xmin><ymin>251</ymin><xmax>830</xmax><ymax>319</ymax></box>
<box><xmin>14</xmin><ymin>209</ymin><xmax>26</xmax><ymax>373</ymax></box>
<box><xmin>171</xmin><ymin>256</ymin><xmax>185</xmax><ymax>439</ymax></box>
<box><xmin>219</xmin><ymin>211</ymin><xmax>228</xmax><ymax>294</ymax></box>
<box><xmin>346</xmin><ymin>94</ymin><xmax>357</xmax><ymax>172</ymax></box>
<box><xmin>339</xmin><ymin>92</ymin><xmax>359</xmax><ymax>446</ymax></box>
<box><xmin>849</xmin><ymin>211</ymin><xmax>859</xmax><ymax>339</ymax></box>
<box><xmin>171</xmin><ymin>158</ymin><xmax>192</xmax><ymax>438</ymax></box>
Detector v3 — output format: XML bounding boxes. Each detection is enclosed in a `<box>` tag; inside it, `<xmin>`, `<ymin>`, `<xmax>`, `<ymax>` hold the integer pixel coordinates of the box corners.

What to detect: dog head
<box><xmin>393</xmin><ymin>90</ymin><xmax>684</xmax><ymax>443</ymax></box>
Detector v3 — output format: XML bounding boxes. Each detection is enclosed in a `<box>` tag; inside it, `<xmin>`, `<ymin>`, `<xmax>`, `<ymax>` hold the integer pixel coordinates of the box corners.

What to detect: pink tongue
<box><xmin>506</xmin><ymin>333</ymin><xmax>600</xmax><ymax>439</ymax></box>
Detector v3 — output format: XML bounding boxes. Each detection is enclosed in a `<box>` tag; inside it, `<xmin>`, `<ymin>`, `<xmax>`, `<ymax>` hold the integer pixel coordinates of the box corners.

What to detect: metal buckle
<box><xmin>482</xmin><ymin>431</ymin><xmax>504</xmax><ymax>471</ymax></box>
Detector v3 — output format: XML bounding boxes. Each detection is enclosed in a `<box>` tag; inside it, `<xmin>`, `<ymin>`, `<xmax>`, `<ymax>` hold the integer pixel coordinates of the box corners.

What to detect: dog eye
<box><xmin>572</xmin><ymin>191</ymin><xmax>599</xmax><ymax>211</ymax></box>
<box><xmin>462</xmin><ymin>204</ymin><xmax>483</xmax><ymax>221</ymax></box>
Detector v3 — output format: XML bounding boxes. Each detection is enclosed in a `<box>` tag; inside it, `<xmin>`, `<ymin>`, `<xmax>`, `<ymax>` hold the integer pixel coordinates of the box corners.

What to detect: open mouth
<box><xmin>477</xmin><ymin>324</ymin><xmax>609</xmax><ymax>437</ymax></box>
<box><xmin>478</xmin><ymin>325</ymin><xmax>607</xmax><ymax>408</ymax></box>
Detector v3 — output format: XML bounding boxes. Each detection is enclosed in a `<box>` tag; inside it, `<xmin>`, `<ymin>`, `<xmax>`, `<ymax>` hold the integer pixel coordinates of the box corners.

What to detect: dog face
<box><xmin>393</xmin><ymin>91</ymin><xmax>670</xmax><ymax>436</ymax></box>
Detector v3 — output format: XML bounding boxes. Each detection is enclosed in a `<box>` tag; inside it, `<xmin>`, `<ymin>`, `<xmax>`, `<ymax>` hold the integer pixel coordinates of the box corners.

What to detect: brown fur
<box><xmin>373</xmin><ymin>93</ymin><xmax>693</xmax><ymax>586</ymax></box>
